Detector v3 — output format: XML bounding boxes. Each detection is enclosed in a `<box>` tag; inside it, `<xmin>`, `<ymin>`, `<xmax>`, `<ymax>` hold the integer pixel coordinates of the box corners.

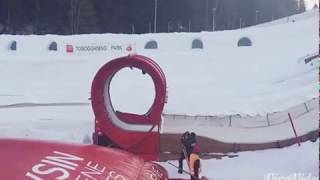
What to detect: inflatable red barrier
<box><xmin>0</xmin><ymin>138</ymin><xmax>169</xmax><ymax>180</ymax></box>
<box><xmin>91</xmin><ymin>55</ymin><xmax>167</xmax><ymax>161</ymax></box>
<box><xmin>0</xmin><ymin>55</ymin><xmax>171</xmax><ymax>179</ymax></box>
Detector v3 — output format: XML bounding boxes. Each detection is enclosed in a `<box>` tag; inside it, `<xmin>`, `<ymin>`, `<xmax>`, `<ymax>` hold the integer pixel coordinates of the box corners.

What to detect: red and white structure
<box><xmin>0</xmin><ymin>55</ymin><xmax>175</xmax><ymax>180</ymax></box>
<box><xmin>91</xmin><ymin>55</ymin><xmax>167</xmax><ymax>161</ymax></box>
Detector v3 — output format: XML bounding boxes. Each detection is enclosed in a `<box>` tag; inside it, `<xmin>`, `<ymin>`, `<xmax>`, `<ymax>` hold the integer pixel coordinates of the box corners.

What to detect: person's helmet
<box><xmin>181</xmin><ymin>131</ymin><xmax>190</xmax><ymax>143</ymax></box>
<box><xmin>190</xmin><ymin>132</ymin><xmax>196</xmax><ymax>138</ymax></box>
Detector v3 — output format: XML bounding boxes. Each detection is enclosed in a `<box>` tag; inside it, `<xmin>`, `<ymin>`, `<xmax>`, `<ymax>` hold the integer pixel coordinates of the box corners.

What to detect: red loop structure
<box><xmin>91</xmin><ymin>55</ymin><xmax>167</xmax><ymax>161</ymax></box>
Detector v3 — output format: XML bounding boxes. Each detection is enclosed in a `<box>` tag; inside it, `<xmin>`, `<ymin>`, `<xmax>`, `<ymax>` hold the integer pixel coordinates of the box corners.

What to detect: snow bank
<box><xmin>161</xmin><ymin>140</ymin><xmax>319</xmax><ymax>180</ymax></box>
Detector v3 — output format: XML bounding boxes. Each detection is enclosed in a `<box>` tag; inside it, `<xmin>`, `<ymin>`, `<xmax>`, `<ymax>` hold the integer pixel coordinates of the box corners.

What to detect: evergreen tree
<box><xmin>0</xmin><ymin>0</ymin><xmax>303</xmax><ymax>34</ymax></box>
<box><xmin>69</xmin><ymin>0</ymin><xmax>100</xmax><ymax>34</ymax></box>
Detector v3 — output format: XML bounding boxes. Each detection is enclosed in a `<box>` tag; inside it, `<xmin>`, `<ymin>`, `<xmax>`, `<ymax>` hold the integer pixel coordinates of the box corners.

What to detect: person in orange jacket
<box><xmin>189</xmin><ymin>144</ymin><xmax>201</xmax><ymax>180</ymax></box>
<box><xmin>178</xmin><ymin>131</ymin><xmax>197</xmax><ymax>174</ymax></box>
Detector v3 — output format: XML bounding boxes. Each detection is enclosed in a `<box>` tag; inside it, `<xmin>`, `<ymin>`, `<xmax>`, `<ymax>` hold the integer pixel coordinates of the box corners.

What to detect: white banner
<box><xmin>65</xmin><ymin>43</ymin><xmax>136</xmax><ymax>54</ymax></box>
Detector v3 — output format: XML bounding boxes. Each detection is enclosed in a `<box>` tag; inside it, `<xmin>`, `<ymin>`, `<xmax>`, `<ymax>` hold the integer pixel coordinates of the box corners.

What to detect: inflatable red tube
<box><xmin>0</xmin><ymin>138</ymin><xmax>169</xmax><ymax>180</ymax></box>
<box><xmin>91</xmin><ymin>55</ymin><xmax>167</xmax><ymax>161</ymax></box>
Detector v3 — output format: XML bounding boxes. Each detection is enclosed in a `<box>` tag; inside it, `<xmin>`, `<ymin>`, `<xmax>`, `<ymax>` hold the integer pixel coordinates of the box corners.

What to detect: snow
<box><xmin>0</xmin><ymin>105</ymin><xmax>93</xmax><ymax>143</ymax></box>
<box><xmin>255</xmin><ymin>9</ymin><xmax>317</xmax><ymax>28</ymax></box>
<box><xmin>0</xmin><ymin>10</ymin><xmax>318</xmax><ymax>116</ymax></box>
<box><xmin>0</xmin><ymin>98</ymin><xmax>317</xmax><ymax>144</ymax></box>
<box><xmin>160</xmin><ymin>140</ymin><xmax>319</xmax><ymax>180</ymax></box>
<box><xmin>163</xmin><ymin>104</ymin><xmax>318</xmax><ymax>143</ymax></box>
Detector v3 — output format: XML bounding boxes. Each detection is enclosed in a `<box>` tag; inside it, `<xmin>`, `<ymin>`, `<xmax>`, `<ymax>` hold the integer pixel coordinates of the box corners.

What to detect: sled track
<box><xmin>0</xmin><ymin>102</ymin><xmax>90</xmax><ymax>109</ymax></box>
<box><xmin>159</xmin><ymin>129</ymin><xmax>319</xmax><ymax>161</ymax></box>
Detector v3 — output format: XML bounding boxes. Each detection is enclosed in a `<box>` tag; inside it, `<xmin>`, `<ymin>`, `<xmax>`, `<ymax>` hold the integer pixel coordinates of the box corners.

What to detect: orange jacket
<box><xmin>189</xmin><ymin>153</ymin><xmax>201</xmax><ymax>176</ymax></box>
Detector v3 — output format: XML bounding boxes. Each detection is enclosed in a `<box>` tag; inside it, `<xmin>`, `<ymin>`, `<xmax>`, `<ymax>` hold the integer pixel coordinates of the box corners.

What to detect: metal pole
<box><xmin>154</xmin><ymin>0</ymin><xmax>158</xmax><ymax>33</ymax></box>
<box><xmin>288</xmin><ymin>113</ymin><xmax>301</xmax><ymax>146</ymax></box>
<box><xmin>205</xmin><ymin>0</ymin><xmax>209</xmax><ymax>31</ymax></box>
<box><xmin>255</xmin><ymin>10</ymin><xmax>259</xmax><ymax>24</ymax></box>
<box><xmin>266</xmin><ymin>113</ymin><xmax>270</xmax><ymax>126</ymax></box>
<box><xmin>188</xmin><ymin>20</ymin><xmax>191</xmax><ymax>32</ymax></box>
<box><xmin>167</xmin><ymin>162</ymin><xmax>202</xmax><ymax>180</ymax></box>
<box><xmin>304</xmin><ymin>103</ymin><xmax>309</xmax><ymax>112</ymax></box>
<box><xmin>71</xmin><ymin>0</ymin><xmax>74</xmax><ymax>34</ymax></box>
<box><xmin>239</xmin><ymin>17</ymin><xmax>242</xmax><ymax>29</ymax></box>
<box><xmin>131</xmin><ymin>24</ymin><xmax>135</xmax><ymax>34</ymax></box>
<box><xmin>212</xmin><ymin>8</ymin><xmax>216</xmax><ymax>31</ymax></box>
<box><xmin>228</xmin><ymin>116</ymin><xmax>232</xmax><ymax>127</ymax></box>
<box><xmin>167</xmin><ymin>21</ymin><xmax>170</xmax><ymax>32</ymax></box>
<box><xmin>7</xmin><ymin>7</ymin><xmax>10</xmax><ymax>32</ymax></box>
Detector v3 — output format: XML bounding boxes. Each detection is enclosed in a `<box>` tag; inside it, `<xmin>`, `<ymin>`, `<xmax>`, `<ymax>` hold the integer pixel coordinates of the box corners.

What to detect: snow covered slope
<box><xmin>160</xmin><ymin>140</ymin><xmax>318</xmax><ymax>180</ymax></box>
<box><xmin>0</xmin><ymin>10</ymin><xmax>318</xmax><ymax>116</ymax></box>
<box><xmin>255</xmin><ymin>9</ymin><xmax>318</xmax><ymax>28</ymax></box>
